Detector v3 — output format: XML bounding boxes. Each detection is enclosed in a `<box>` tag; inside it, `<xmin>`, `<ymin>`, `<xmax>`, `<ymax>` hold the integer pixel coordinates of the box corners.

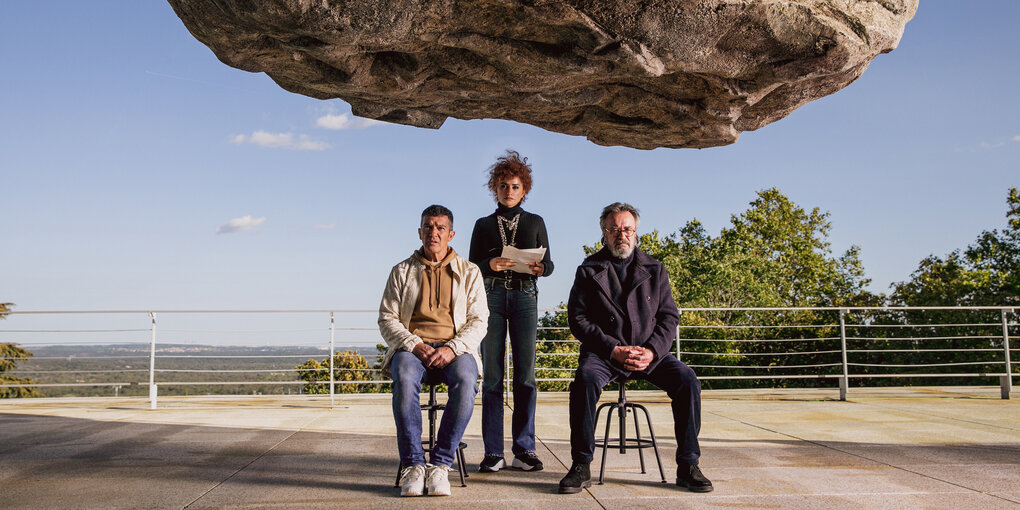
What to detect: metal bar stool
<box><xmin>594</xmin><ymin>379</ymin><xmax>666</xmax><ymax>484</ymax></box>
<box><xmin>394</xmin><ymin>382</ymin><xmax>469</xmax><ymax>487</ymax></box>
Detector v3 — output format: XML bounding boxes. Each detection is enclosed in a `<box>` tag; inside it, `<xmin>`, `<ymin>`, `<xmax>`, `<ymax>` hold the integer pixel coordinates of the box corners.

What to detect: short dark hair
<box><xmin>486</xmin><ymin>150</ymin><xmax>533</xmax><ymax>203</ymax></box>
<box><xmin>421</xmin><ymin>204</ymin><xmax>454</xmax><ymax>226</ymax></box>
<box><xmin>600</xmin><ymin>202</ymin><xmax>640</xmax><ymax>229</ymax></box>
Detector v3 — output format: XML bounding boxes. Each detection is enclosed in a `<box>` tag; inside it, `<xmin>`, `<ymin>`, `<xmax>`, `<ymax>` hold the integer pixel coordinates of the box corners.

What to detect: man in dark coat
<box><xmin>558</xmin><ymin>202</ymin><xmax>712</xmax><ymax>494</ymax></box>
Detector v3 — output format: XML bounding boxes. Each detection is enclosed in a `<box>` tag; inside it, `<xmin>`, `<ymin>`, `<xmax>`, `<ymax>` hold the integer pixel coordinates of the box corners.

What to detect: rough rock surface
<box><xmin>167</xmin><ymin>0</ymin><xmax>917</xmax><ymax>149</ymax></box>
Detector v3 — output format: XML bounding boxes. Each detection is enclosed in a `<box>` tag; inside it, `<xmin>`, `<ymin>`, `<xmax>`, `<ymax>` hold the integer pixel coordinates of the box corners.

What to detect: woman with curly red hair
<box><xmin>470</xmin><ymin>150</ymin><xmax>554</xmax><ymax>473</ymax></box>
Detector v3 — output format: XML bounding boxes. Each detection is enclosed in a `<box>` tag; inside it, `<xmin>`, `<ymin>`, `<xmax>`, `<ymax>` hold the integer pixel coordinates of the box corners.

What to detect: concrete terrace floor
<box><xmin>1</xmin><ymin>387</ymin><xmax>1018</xmax><ymax>509</ymax></box>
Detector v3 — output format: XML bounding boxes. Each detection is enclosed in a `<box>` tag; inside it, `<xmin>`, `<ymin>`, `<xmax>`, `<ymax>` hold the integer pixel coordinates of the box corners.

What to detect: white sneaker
<box><xmin>398</xmin><ymin>464</ymin><xmax>425</xmax><ymax>497</ymax></box>
<box><xmin>425</xmin><ymin>463</ymin><xmax>452</xmax><ymax>496</ymax></box>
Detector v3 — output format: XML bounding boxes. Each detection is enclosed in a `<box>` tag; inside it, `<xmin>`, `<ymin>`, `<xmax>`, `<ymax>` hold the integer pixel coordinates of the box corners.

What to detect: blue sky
<box><xmin>2</xmin><ymin>1</ymin><xmax>1018</xmax><ymax>326</ymax></box>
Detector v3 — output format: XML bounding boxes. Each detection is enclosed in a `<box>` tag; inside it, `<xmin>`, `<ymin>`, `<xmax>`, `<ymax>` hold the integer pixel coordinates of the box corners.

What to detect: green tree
<box><xmin>575</xmin><ymin>189</ymin><xmax>877</xmax><ymax>389</ymax></box>
<box><xmin>586</xmin><ymin>189</ymin><xmax>875</xmax><ymax>309</ymax></box>
<box><xmin>892</xmin><ymin>187</ymin><xmax>1020</xmax><ymax>307</ymax></box>
<box><xmin>882</xmin><ymin>187</ymin><xmax>1020</xmax><ymax>384</ymax></box>
<box><xmin>296</xmin><ymin>350</ymin><xmax>380</xmax><ymax>394</ymax></box>
<box><xmin>1</xmin><ymin>302</ymin><xmax>43</xmax><ymax>398</ymax></box>
<box><xmin>670</xmin><ymin>188</ymin><xmax>872</xmax><ymax>308</ymax></box>
<box><xmin>535</xmin><ymin>304</ymin><xmax>577</xmax><ymax>391</ymax></box>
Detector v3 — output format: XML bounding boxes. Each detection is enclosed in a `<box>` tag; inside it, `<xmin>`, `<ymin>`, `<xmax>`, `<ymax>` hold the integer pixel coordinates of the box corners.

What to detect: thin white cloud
<box><xmin>314</xmin><ymin>113</ymin><xmax>382</xmax><ymax>130</ymax></box>
<box><xmin>216</xmin><ymin>215</ymin><xmax>267</xmax><ymax>234</ymax></box>
<box><xmin>315</xmin><ymin>114</ymin><xmax>353</xmax><ymax>130</ymax></box>
<box><xmin>310</xmin><ymin>223</ymin><xmax>336</xmax><ymax>230</ymax></box>
<box><xmin>230</xmin><ymin>130</ymin><xmax>329</xmax><ymax>150</ymax></box>
<box><xmin>956</xmin><ymin>136</ymin><xmax>1020</xmax><ymax>152</ymax></box>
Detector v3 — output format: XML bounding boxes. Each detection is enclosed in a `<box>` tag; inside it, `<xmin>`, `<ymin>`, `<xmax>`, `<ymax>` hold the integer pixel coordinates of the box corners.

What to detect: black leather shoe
<box><xmin>676</xmin><ymin>464</ymin><xmax>713</xmax><ymax>492</ymax></box>
<box><xmin>558</xmin><ymin>462</ymin><xmax>591</xmax><ymax>494</ymax></box>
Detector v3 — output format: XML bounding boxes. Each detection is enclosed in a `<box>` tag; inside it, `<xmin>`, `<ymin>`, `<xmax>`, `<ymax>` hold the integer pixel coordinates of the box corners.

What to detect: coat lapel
<box><xmin>630</xmin><ymin>262</ymin><xmax>652</xmax><ymax>293</ymax></box>
<box><xmin>591</xmin><ymin>263</ymin><xmax>625</xmax><ymax>316</ymax></box>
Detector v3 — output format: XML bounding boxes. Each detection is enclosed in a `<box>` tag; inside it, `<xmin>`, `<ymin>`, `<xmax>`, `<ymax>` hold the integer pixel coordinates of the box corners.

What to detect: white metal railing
<box><xmin>1</xmin><ymin>307</ymin><xmax>1016</xmax><ymax>406</ymax></box>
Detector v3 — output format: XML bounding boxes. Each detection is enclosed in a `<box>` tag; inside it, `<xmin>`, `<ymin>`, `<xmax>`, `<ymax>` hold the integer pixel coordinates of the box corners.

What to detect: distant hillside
<box><xmin>28</xmin><ymin>343</ymin><xmax>380</xmax><ymax>357</ymax></box>
<box><xmin>10</xmin><ymin>344</ymin><xmax>383</xmax><ymax>398</ymax></box>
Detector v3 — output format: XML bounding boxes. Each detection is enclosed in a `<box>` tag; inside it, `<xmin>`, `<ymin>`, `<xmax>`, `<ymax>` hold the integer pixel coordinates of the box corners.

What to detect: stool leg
<box><xmin>593</xmin><ymin>402</ymin><xmax>610</xmax><ymax>435</ymax></box>
<box><xmin>428</xmin><ymin>387</ymin><xmax>438</xmax><ymax>453</ymax></box>
<box><xmin>631</xmin><ymin>405</ymin><xmax>647</xmax><ymax>473</ymax></box>
<box><xmin>636</xmin><ymin>404</ymin><xmax>666</xmax><ymax>483</ymax></box>
<box><xmin>597</xmin><ymin>403</ymin><xmax>615</xmax><ymax>485</ymax></box>
<box><xmin>593</xmin><ymin>401</ymin><xmax>610</xmax><ymax>449</ymax></box>
<box><xmin>618</xmin><ymin>385</ymin><xmax>627</xmax><ymax>454</ymax></box>
<box><xmin>618</xmin><ymin>402</ymin><xmax>627</xmax><ymax>454</ymax></box>
<box><xmin>593</xmin><ymin>401</ymin><xmax>609</xmax><ymax>484</ymax></box>
<box><xmin>456</xmin><ymin>445</ymin><xmax>467</xmax><ymax>487</ymax></box>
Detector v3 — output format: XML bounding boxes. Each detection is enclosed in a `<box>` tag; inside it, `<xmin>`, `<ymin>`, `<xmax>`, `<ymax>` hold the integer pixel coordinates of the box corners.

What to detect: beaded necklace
<box><xmin>497</xmin><ymin>213</ymin><xmax>520</xmax><ymax>282</ymax></box>
<box><xmin>497</xmin><ymin>214</ymin><xmax>520</xmax><ymax>247</ymax></box>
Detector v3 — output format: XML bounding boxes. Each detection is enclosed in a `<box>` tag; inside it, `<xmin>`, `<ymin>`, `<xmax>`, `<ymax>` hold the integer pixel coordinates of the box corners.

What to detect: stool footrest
<box><xmin>594</xmin><ymin>382</ymin><xmax>668</xmax><ymax>484</ymax></box>
<box><xmin>595</xmin><ymin>438</ymin><xmax>658</xmax><ymax>449</ymax></box>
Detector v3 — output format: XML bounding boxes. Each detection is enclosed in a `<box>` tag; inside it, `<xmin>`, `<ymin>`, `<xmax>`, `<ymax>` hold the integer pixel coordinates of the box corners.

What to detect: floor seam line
<box><xmin>852</xmin><ymin>400</ymin><xmax>1020</xmax><ymax>432</ymax></box>
<box><xmin>706</xmin><ymin>409</ymin><xmax>1018</xmax><ymax>504</ymax></box>
<box><xmin>181</xmin><ymin>416</ymin><xmax>318</xmax><ymax>509</ymax></box>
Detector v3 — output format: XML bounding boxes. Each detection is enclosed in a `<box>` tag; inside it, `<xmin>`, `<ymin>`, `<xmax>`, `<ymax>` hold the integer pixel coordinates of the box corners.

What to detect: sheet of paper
<box><xmin>500</xmin><ymin>246</ymin><xmax>547</xmax><ymax>274</ymax></box>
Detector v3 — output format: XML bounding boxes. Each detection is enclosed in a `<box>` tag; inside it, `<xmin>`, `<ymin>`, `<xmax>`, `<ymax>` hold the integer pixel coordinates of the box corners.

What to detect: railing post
<box><xmin>329</xmin><ymin>312</ymin><xmax>336</xmax><ymax>408</ymax></box>
<box><xmin>148</xmin><ymin>312</ymin><xmax>157</xmax><ymax>410</ymax></box>
<box><xmin>839</xmin><ymin>309</ymin><xmax>849</xmax><ymax>401</ymax></box>
<box><xmin>675</xmin><ymin>313</ymin><xmax>681</xmax><ymax>358</ymax></box>
<box><xmin>1002</xmin><ymin>309</ymin><xmax>1012</xmax><ymax>400</ymax></box>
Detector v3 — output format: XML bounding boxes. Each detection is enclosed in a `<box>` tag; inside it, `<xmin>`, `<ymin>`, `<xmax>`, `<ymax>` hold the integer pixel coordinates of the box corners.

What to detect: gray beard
<box><xmin>608</xmin><ymin>243</ymin><xmax>634</xmax><ymax>259</ymax></box>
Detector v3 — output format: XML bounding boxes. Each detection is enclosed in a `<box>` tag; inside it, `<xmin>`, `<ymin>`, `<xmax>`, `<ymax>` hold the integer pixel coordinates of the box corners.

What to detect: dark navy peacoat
<box><xmin>567</xmin><ymin>247</ymin><xmax>681</xmax><ymax>376</ymax></box>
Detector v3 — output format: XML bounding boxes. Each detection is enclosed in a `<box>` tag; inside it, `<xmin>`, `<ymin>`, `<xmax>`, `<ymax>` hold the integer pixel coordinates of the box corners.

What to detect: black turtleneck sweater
<box><xmin>469</xmin><ymin>204</ymin><xmax>554</xmax><ymax>281</ymax></box>
<box><xmin>607</xmin><ymin>250</ymin><xmax>636</xmax><ymax>310</ymax></box>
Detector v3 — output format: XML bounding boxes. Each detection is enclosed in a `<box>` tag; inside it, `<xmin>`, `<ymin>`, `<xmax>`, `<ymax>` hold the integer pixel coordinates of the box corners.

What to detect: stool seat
<box><xmin>394</xmin><ymin>383</ymin><xmax>469</xmax><ymax>487</ymax></box>
<box><xmin>593</xmin><ymin>379</ymin><xmax>666</xmax><ymax>484</ymax></box>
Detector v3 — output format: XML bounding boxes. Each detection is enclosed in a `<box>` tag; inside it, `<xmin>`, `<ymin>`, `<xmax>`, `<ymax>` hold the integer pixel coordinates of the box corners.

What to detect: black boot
<box><xmin>676</xmin><ymin>464</ymin><xmax>713</xmax><ymax>492</ymax></box>
<box><xmin>558</xmin><ymin>462</ymin><xmax>591</xmax><ymax>494</ymax></box>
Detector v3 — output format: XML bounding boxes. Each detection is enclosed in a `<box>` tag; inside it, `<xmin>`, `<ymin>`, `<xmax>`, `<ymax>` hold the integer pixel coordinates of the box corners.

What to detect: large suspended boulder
<box><xmin>167</xmin><ymin>0</ymin><xmax>917</xmax><ymax>149</ymax></box>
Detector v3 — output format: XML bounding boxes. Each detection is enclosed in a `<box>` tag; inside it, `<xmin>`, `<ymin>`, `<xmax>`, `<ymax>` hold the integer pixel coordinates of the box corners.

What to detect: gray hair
<box><xmin>599</xmin><ymin>202</ymin><xmax>640</xmax><ymax>229</ymax></box>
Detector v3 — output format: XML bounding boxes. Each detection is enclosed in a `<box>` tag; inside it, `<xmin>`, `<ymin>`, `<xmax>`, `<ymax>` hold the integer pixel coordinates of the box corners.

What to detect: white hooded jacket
<box><xmin>377</xmin><ymin>250</ymin><xmax>488</xmax><ymax>376</ymax></box>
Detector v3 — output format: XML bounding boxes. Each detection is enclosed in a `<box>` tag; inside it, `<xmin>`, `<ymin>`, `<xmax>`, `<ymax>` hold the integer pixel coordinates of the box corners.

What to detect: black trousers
<box><xmin>569</xmin><ymin>352</ymin><xmax>702</xmax><ymax>466</ymax></box>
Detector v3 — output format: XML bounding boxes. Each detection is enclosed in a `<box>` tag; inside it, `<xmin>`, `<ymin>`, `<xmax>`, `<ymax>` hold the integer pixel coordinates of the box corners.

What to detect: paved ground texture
<box><xmin>1</xmin><ymin>386</ymin><xmax>1018</xmax><ymax>509</ymax></box>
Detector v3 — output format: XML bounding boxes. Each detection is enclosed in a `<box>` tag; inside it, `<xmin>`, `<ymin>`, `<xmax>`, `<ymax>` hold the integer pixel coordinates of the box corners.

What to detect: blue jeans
<box><xmin>391</xmin><ymin>350</ymin><xmax>478</xmax><ymax>467</ymax></box>
<box><xmin>569</xmin><ymin>352</ymin><xmax>702</xmax><ymax>466</ymax></box>
<box><xmin>480</xmin><ymin>279</ymin><xmax>539</xmax><ymax>457</ymax></box>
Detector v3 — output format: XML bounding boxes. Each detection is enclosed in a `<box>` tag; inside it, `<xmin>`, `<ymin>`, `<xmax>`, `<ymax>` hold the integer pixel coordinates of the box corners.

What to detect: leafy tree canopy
<box><xmin>2</xmin><ymin>302</ymin><xmax>43</xmax><ymax>398</ymax></box>
<box><xmin>892</xmin><ymin>187</ymin><xmax>1020</xmax><ymax>307</ymax></box>
<box><xmin>586</xmin><ymin>188</ymin><xmax>874</xmax><ymax>309</ymax></box>
<box><xmin>295</xmin><ymin>349</ymin><xmax>382</xmax><ymax>394</ymax></box>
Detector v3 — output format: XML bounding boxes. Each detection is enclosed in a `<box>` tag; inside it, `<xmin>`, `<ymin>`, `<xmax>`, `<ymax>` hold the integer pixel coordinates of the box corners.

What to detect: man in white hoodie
<box><xmin>378</xmin><ymin>204</ymin><xmax>488</xmax><ymax>497</ymax></box>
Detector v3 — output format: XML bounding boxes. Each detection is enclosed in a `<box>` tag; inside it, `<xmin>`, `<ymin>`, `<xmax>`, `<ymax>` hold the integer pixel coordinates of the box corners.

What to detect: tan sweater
<box><xmin>408</xmin><ymin>248</ymin><xmax>456</xmax><ymax>342</ymax></box>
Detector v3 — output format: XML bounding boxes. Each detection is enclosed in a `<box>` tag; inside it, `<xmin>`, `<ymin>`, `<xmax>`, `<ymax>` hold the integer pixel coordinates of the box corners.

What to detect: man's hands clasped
<box><xmin>412</xmin><ymin>342</ymin><xmax>456</xmax><ymax>369</ymax></box>
<box><xmin>611</xmin><ymin>345</ymin><xmax>654</xmax><ymax>372</ymax></box>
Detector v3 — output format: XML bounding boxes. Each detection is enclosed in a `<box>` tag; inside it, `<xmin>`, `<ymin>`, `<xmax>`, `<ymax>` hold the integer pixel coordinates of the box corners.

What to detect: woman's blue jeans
<box><xmin>480</xmin><ymin>279</ymin><xmax>539</xmax><ymax>457</ymax></box>
<box><xmin>391</xmin><ymin>350</ymin><xmax>478</xmax><ymax>468</ymax></box>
